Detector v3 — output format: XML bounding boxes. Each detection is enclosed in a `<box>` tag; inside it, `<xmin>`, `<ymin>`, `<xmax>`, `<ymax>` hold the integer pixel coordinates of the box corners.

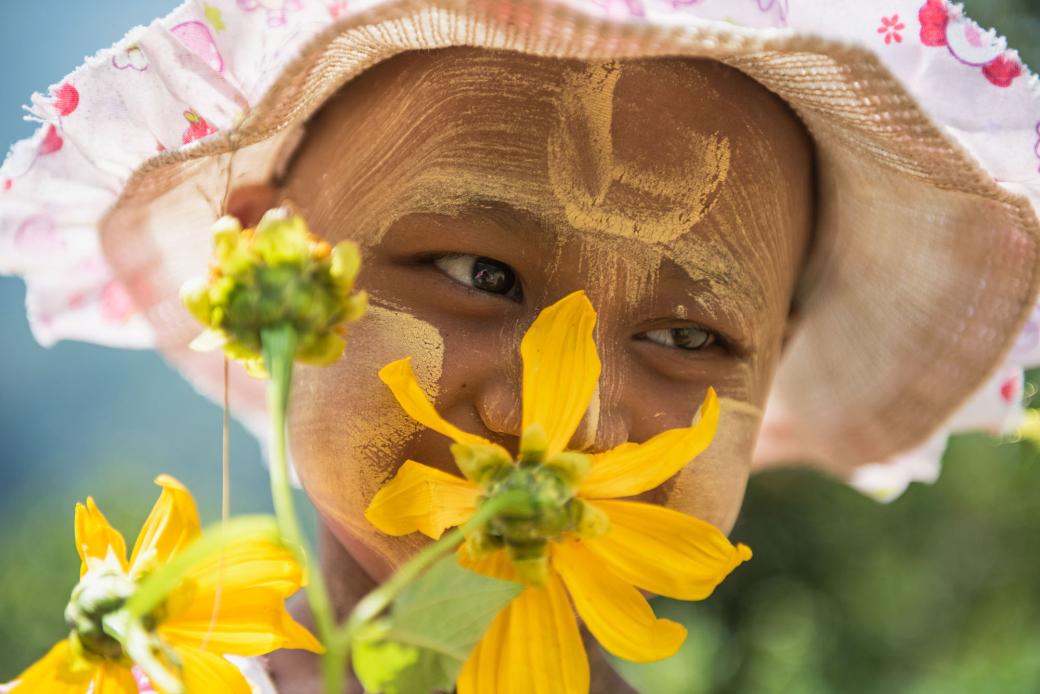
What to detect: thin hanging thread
<box><xmin>201</xmin><ymin>148</ymin><xmax>237</xmax><ymax>651</ymax></box>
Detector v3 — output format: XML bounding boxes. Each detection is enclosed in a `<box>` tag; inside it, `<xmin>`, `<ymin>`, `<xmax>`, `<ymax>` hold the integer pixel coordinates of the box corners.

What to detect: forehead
<box><xmin>289</xmin><ymin>47</ymin><xmax>811</xmax><ymax>308</ymax></box>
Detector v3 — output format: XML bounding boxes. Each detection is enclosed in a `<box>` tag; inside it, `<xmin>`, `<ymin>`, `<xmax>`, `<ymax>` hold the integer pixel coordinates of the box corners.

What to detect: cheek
<box><xmin>659</xmin><ymin>399</ymin><xmax>760</xmax><ymax>533</ymax></box>
<box><xmin>287</xmin><ymin>305</ymin><xmax>444</xmax><ymax>577</ymax></box>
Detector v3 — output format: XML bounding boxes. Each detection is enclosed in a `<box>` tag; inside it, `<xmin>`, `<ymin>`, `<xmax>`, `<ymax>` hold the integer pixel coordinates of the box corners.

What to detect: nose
<box><xmin>474</xmin><ymin>375</ymin><xmax>523</xmax><ymax>443</ymax></box>
<box><xmin>473</xmin><ymin>339</ymin><xmax>633</xmax><ymax>456</ymax></box>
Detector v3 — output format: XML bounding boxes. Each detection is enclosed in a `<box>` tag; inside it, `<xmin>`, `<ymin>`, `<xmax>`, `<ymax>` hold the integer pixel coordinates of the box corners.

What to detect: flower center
<box><xmin>458</xmin><ymin>424</ymin><xmax>609</xmax><ymax>585</ymax></box>
<box><xmin>65</xmin><ymin>565</ymin><xmax>138</xmax><ymax>661</ymax></box>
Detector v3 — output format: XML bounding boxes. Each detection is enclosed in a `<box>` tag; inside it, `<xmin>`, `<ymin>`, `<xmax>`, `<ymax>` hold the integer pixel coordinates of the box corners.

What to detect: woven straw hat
<box><xmin>3</xmin><ymin>0</ymin><xmax>1039</xmax><ymax>501</ymax></box>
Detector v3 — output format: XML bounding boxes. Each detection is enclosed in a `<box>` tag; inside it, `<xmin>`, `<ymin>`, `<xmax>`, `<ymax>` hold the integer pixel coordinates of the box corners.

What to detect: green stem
<box><xmin>262</xmin><ymin>324</ymin><xmax>341</xmax><ymax>694</ymax></box>
<box><xmin>331</xmin><ymin>489</ymin><xmax>530</xmax><ymax>659</ymax></box>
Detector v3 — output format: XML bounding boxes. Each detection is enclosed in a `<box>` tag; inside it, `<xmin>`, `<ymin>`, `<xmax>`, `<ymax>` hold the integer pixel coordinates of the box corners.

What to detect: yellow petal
<box><xmin>91</xmin><ymin>663</ymin><xmax>137</xmax><ymax>694</ymax></box>
<box><xmin>458</xmin><ymin>575</ymin><xmax>588</xmax><ymax>694</ymax></box>
<box><xmin>185</xmin><ymin>540</ymin><xmax>304</xmax><ymax>598</ymax></box>
<box><xmin>580</xmin><ymin>387</ymin><xmax>720</xmax><ymax>499</ymax></box>
<box><xmin>552</xmin><ymin>541</ymin><xmax>686</xmax><ymax>662</ymax></box>
<box><xmin>74</xmin><ymin>498</ymin><xmax>128</xmax><ymax>577</ymax></box>
<box><xmin>128</xmin><ymin>475</ymin><xmax>201</xmax><ymax>579</ymax></box>
<box><xmin>7</xmin><ymin>640</ymin><xmax>94</xmax><ymax>694</ymax></box>
<box><xmin>161</xmin><ymin>538</ymin><xmax>322</xmax><ymax>655</ymax></box>
<box><xmin>520</xmin><ymin>291</ymin><xmax>600</xmax><ymax>459</ymax></box>
<box><xmin>173</xmin><ymin>646</ymin><xmax>251</xmax><ymax>694</ymax></box>
<box><xmin>160</xmin><ymin>586</ymin><xmax>323</xmax><ymax>654</ymax></box>
<box><xmin>457</xmin><ymin>547</ymin><xmax>519</xmax><ymax>583</ymax></box>
<box><xmin>456</xmin><ymin>594</ymin><xmax>511</xmax><ymax>694</ymax></box>
<box><xmin>379</xmin><ymin>358</ymin><xmax>503</xmax><ymax>451</ymax></box>
<box><xmin>364</xmin><ymin>460</ymin><xmax>479</xmax><ymax>539</ymax></box>
<box><xmin>583</xmin><ymin>500</ymin><xmax>751</xmax><ymax>601</ymax></box>
<box><xmin>507</xmin><ymin>575</ymin><xmax>589</xmax><ymax>693</ymax></box>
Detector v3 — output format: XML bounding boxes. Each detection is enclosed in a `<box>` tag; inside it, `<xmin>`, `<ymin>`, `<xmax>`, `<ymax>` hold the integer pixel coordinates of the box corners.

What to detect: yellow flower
<box><xmin>364</xmin><ymin>291</ymin><xmax>751</xmax><ymax>693</ymax></box>
<box><xmin>180</xmin><ymin>209</ymin><xmax>367</xmax><ymax>377</ymax></box>
<box><xmin>6</xmin><ymin>475</ymin><xmax>322</xmax><ymax>693</ymax></box>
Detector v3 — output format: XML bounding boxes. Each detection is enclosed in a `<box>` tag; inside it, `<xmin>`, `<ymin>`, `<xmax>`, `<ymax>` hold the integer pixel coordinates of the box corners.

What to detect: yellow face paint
<box><xmin>548</xmin><ymin>61</ymin><xmax>731</xmax><ymax>245</ymax></box>
<box><xmin>289</xmin><ymin>304</ymin><xmax>445</xmax><ymax>571</ymax></box>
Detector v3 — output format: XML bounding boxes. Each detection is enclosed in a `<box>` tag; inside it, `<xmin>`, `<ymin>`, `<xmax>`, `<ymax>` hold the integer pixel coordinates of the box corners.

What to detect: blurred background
<box><xmin>1</xmin><ymin>1</ymin><xmax>1039</xmax><ymax>691</ymax></box>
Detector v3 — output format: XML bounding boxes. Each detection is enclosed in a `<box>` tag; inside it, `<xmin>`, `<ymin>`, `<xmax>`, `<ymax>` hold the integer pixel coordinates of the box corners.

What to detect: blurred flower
<box><xmin>365</xmin><ymin>291</ymin><xmax>751</xmax><ymax>693</ymax></box>
<box><xmin>180</xmin><ymin>209</ymin><xmax>367</xmax><ymax>377</ymax></box>
<box><xmin>3</xmin><ymin>475</ymin><xmax>321</xmax><ymax>693</ymax></box>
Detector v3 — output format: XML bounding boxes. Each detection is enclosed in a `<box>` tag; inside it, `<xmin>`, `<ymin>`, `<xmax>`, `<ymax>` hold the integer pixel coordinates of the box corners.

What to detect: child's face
<box><xmin>281</xmin><ymin>48</ymin><xmax>812</xmax><ymax>579</ymax></box>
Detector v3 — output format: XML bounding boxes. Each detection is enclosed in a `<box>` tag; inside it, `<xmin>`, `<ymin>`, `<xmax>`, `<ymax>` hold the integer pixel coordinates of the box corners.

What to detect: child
<box><xmin>3</xmin><ymin>0</ymin><xmax>1038</xmax><ymax>690</ymax></box>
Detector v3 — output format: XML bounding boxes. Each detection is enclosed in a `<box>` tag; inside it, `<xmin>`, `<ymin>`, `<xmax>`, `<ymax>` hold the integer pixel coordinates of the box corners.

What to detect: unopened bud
<box><xmin>180</xmin><ymin>208</ymin><xmax>366</xmax><ymax>376</ymax></box>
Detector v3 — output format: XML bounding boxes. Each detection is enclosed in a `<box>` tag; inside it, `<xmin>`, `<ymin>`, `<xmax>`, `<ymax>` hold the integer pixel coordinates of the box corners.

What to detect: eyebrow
<box><xmin>454</xmin><ymin>195</ymin><xmax>551</xmax><ymax>237</ymax></box>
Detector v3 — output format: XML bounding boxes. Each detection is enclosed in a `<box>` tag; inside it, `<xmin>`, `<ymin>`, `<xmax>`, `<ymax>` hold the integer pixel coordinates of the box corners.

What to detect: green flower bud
<box><xmin>180</xmin><ymin>209</ymin><xmax>367</xmax><ymax>377</ymax></box>
<box><xmin>474</xmin><ymin>452</ymin><xmax>608</xmax><ymax>585</ymax></box>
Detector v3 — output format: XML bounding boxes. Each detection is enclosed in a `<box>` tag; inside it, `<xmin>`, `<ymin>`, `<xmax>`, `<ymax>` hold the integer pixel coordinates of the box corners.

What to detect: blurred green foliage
<box><xmin>1</xmin><ymin>0</ymin><xmax>1039</xmax><ymax>690</ymax></box>
<box><xmin>613</xmin><ymin>433</ymin><xmax>1040</xmax><ymax>694</ymax></box>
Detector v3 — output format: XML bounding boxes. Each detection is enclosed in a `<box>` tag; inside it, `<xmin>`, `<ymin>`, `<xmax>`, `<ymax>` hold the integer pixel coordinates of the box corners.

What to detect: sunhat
<box><xmin>2</xmin><ymin>0</ymin><xmax>1039</xmax><ymax>502</ymax></box>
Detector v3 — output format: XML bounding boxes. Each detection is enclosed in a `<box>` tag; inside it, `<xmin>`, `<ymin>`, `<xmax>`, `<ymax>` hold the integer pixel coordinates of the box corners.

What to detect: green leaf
<box><xmin>352</xmin><ymin>637</ymin><xmax>420</xmax><ymax>693</ymax></box>
<box><xmin>352</xmin><ymin>554</ymin><xmax>522</xmax><ymax>694</ymax></box>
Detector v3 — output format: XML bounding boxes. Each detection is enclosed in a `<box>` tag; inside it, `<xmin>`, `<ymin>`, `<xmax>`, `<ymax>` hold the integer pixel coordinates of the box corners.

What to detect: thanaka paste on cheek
<box><xmin>659</xmin><ymin>398</ymin><xmax>762</xmax><ymax>533</ymax></box>
<box><xmin>288</xmin><ymin>304</ymin><xmax>445</xmax><ymax>576</ymax></box>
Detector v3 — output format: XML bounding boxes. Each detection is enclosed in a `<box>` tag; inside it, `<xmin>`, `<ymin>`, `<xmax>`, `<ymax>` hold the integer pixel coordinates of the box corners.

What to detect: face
<box><xmin>278</xmin><ymin>48</ymin><xmax>813</xmax><ymax>580</ymax></box>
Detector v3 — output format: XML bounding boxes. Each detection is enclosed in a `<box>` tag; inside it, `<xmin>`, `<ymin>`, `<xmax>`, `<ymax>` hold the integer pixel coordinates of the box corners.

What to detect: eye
<box><xmin>639</xmin><ymin>326</ymin><xmax>716</xmax><ymax>352</ymax></box>
<box><xmin>434</xmin><ymin>254</ymin><xmax>523</xmax><ymax>301</ymax></box>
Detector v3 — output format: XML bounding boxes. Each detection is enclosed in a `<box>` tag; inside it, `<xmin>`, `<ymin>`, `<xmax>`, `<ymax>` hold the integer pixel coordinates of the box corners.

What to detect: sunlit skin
<box><xmin>230</xmin><ymin>47</ymin><xmax>812</xmax><ymax>691</ymax></box>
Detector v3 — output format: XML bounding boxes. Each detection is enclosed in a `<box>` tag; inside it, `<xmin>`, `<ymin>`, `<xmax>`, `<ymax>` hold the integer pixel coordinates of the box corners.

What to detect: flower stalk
<box><xmin>261</xmin><ymin>322</ymin><xmax>345</xmax><ymax>694</ymax></box>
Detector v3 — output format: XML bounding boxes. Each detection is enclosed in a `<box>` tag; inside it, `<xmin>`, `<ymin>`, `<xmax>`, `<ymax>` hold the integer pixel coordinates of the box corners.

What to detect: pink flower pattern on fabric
<box><xmin>37</xmin><ymin>124</ymin><xmax>63</xmax><ymax>155</ymax></box>
<box><xmin>181</xmin><ymin>110</ymin><xmax>217</xmax><ymax>144</ymax></box>
<box><xmin>51</xmin><ymin>83</ymin><xmax>79</xmax><ymax>117</ymax></box>
<box><xmin>918</xmin><ymin>0</ymin><xmax>1023</xmax><ymax>87</ymax></box>
<box><xmin>878</xmin><ymin>14</ymin><xmax>905</xmax><ymax>45</ymax></box>
<box><xmin>13</xmin><ymin>214</ymin><xmax>63</xmax><ymax>254</ymax></box>
<box><xmin>111</xmin><ymin>45</ymin><xmax>149</xmax><ymax>71</ymax></box>
<box><xmin>171</xmin><ymin>21</ymin><xmax>224</xmax><ymax>73</ymax></box>
<box><xmin>756</xmin><ymin>0</ymin><xmax>787</xmax><ymax>24</ymax></box>
<box><xmin>237</xmin><ymin>0</ymin><xmax>304</xmax><ymax>27</ymax></box>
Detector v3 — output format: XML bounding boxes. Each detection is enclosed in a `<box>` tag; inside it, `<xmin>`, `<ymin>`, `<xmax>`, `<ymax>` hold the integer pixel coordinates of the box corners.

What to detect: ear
<box><xmin>226</xmin><ymin>183</ymin><xmax>280</xmax><ymax>227</ymax></box>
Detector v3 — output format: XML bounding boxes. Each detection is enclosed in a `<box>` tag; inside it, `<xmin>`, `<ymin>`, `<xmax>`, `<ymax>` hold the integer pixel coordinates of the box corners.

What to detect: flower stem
<box><xmin>333</xmin><ymin>489</ymin><xmax>530</xmax><ymax>657</ymax></box>
<box><xmin>261</xmin><ymin>324</ymin><xmax>341</xmax><ymax>694</ymax></box>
